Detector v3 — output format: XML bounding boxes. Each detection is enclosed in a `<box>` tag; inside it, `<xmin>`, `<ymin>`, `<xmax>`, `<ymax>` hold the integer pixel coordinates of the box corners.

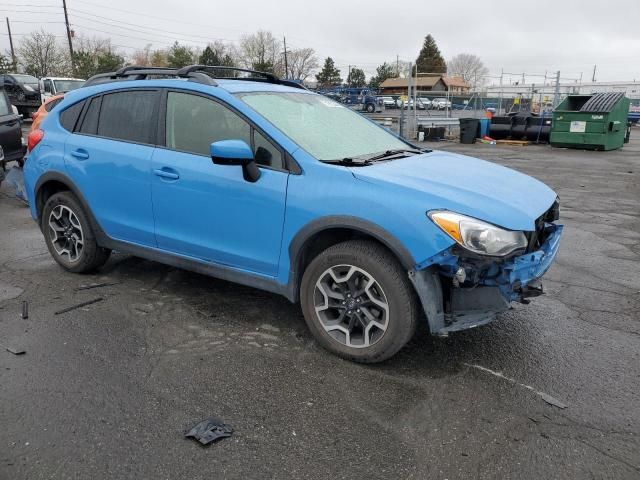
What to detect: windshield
<box><xmin>53</xmin><ymin>79</ymin><xmax>84</xmax><ymax>92</ymax></box>
<box><xmin>13</xmin><ymin>74</ymin><xmax>39</xmax><ymax>86</ymax></box>
<box><xmin>238</xmin><ymin>92</ymin><xmax>408</xmax><ymax>161</ymax></box>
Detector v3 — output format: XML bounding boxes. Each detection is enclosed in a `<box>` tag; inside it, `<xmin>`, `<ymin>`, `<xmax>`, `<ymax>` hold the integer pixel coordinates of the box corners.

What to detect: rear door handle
<box><xmin>70</xmin><ymin>149</ymin><xmax>89</xmax><ymax>160</ymax></box>
<box><xmin>154</xmin><ymin>168</ymin><xmax>180</xmax><ymax>180</ymax></box>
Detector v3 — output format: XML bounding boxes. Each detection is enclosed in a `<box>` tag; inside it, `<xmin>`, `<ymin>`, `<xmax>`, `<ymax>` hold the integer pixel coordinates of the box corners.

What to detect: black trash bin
<box><xmin>459</xmin><ymin>118</ymin><xmax>480</xmax><ymax>144</ymax></box>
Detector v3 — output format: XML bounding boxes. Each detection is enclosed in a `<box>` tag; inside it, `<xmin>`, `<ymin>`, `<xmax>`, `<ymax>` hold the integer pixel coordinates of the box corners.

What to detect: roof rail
<box><xmin>84</xmin><ymin>65</ymin><xmax>307</xmax><ymax>90</ymax></box>
<box><xmin>176</xmin><ymin>65</ymin><xmax>307</xmax><ymax>90</ymax></box>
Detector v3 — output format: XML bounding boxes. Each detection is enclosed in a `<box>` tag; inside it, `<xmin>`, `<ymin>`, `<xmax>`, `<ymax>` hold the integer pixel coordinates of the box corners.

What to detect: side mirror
<box><xmin>210</xmin><ymin>140</ymin><xmax>261</xmax><ymax>182</ymax></box>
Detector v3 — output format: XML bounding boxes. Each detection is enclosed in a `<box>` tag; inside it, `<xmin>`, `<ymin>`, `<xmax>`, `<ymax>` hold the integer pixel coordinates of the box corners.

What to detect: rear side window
<box><xmin>79</xmin><ymin>97</ymin><xmax>101</xmax><ymax>134</ymax></box>
<box><xmin>60</xmin><ymin>100</ymin><xmax>86</xmax><ymax>131</ymax></box>
<box><xmin>97</xmin><ymin>91</ymin><xmax>158</xmax><ymax>144</ymax></box>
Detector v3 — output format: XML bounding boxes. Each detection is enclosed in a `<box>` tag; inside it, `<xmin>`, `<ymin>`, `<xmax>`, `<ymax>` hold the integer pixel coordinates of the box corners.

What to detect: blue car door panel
<box><xmin>151</xmin><ymin>90</ymin><xmax>288</xmax><ymax>276</ymax></box>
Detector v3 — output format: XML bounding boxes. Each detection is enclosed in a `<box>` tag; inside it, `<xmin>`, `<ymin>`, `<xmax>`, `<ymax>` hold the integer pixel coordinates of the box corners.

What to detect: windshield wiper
<box><xmin>363</xmin><ymin>148</ymin><xmax>424</xmax><ymax>162</ymax></box>
<box><xmin>321</xmin><ymin>158</ymin><xmax>372</xmax><ymax>167</ymax></box>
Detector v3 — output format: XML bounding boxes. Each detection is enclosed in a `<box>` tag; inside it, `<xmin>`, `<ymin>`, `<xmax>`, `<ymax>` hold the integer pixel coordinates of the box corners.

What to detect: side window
<box><xmin>59</xmin><ymin>100</ymin><xmax>85</xmax><ymax>131</ymax></box>
<box><xmin>166</xmin><ymin>91</ymin><xmax>251</xmax><ymax>156</ymax></box>
<box><xmin>253</xmin><ymin>130</ymin><xmax>283</xmax><ymax>169</ymax></box>
<box><xmin>97</xmin><ymin>91</ymin><xmax>157</xmax><ymax>144</ymax></box>
<box><xmin>78</xmin><ymin>97</ymin><xmax>101</xmax><ymax>134</ymax></box>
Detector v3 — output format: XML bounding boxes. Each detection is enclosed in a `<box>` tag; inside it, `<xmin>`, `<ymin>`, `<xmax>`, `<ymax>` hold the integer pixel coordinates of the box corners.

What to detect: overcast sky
<box><xmin>3</xmin><ymin>0</ymin><xmax>639</xmax><ymax>84</ymax></box>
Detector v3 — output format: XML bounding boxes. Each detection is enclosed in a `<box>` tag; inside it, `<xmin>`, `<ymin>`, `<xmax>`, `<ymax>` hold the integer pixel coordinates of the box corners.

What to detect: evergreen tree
<box><xmin>415</xmin><ymin>34</ymin><xmax>446</xmax><ymax>75</ymax></box>
<box><xmin>369</xmin><ymin>62</ymin><xmax>395</xmax><ymax>89</ymax></box>
<box><xmin>346</xmin><ymin>67</ymin><xmax>366</xmax><ymax>87</ymax></box>
<box><xmin>167</xmin><ymin>42</ymin><xmax>194</xmax><ymax>68</ymax></box>
<box><xmin>315</xmin><ymin>57</ymin><xmax>342</xmax><ymax>88</ymax></box>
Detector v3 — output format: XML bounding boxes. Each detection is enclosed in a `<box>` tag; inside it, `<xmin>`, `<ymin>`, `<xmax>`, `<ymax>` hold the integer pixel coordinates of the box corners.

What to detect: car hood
<box><xmin>351</xmin><ymin>150</ymin><xmax>557</xmax><ymax>231</ymax></box>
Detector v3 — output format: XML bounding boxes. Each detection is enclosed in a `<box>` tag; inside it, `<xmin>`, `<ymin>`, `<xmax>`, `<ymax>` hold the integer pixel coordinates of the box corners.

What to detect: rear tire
<box><xmin>42</xmin><ymin>191</ymin><xmax>111</xmax><ymax>273</ymax></box>
<box><xmin>300</xmin><ymin>240</ymin><xmax>419</xmax><ymax>363</ymax></box>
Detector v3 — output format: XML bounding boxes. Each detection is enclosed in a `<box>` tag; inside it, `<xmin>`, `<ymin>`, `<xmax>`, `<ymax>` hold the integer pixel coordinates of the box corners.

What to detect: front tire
<box><xmin>300</xmin><ymin>240</ymin><xmax>419</xmax><ymax>363</ymax></box>
<box><xmin>42</xmin><ymin>191</ymin><xmax>111</xmax><ymax>273</ymax></box>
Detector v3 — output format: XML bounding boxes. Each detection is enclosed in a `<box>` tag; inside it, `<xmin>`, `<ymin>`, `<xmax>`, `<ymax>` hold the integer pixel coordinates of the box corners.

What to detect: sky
<box><xmin>2</xmin><ymin>0</ymin><xmax>639</xmax><ymax>85</ymax></box>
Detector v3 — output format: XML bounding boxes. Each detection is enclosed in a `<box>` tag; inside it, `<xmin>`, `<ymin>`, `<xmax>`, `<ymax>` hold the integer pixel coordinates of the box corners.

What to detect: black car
<box><xmin>0</xmin><ymin>88</ymin><xmax>26</xmax><ymax>177</ymax></box>
<box><xmin>2</xmin><ymin>73</ymin><xmax>41</xmax><ymax>117</ymax></box>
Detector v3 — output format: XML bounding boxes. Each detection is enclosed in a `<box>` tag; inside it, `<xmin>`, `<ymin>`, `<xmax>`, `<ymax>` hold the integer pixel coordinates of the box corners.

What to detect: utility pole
<box><xmin>62</xmin><ymin>0</ymin><xmax>75</xmax><ymax>71</ymax></box>
<box><xmin>396</xmin><ymin>54</ymin><xmax>399</xmax><ymax>77</ymax></box>
<box><xmin>5</xmin><ymin>17</ymin><xmax>16</xmax><ymax>70</ymax></box>
<box><xmin>592</xmin><ymin>64</ymin><xmax>597</xmax><ymax>83</ymax></box>
<box><xmin>283</xmin><ymin>36</ymin><xmax>289</xmax><ymax>79</ymax></box>
<box><xmin>498</xmin><ymin>68</ymin><xmax>504</xmax><ymax>115</ymax></box>
<box><xmin>347</xmin><ymin>64</ymin><xmax>351</xmax><ymax>86</ymax></box>
<box><xmin>552</xmin><ymin>70</ymin><xmax>561</xmax><ymax>108</ymax></box>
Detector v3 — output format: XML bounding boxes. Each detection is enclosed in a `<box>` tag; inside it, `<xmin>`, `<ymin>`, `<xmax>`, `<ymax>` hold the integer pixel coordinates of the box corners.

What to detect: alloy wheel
<box><xmin>313</xmin><ymin>264</ymin><xmax>389</xmax><ymax>348</ymax></box>
<box><xmin>48</xmin><ymin>205</ymin><xmax>84</xmax><ymax>262</ymax></box>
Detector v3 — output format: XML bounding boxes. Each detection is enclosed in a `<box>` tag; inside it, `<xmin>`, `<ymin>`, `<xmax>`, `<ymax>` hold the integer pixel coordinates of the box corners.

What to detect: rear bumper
<box><xmin>410</xmin><ymin>223</ymin><xmax>563</xmax><ymax>335</ymax></box>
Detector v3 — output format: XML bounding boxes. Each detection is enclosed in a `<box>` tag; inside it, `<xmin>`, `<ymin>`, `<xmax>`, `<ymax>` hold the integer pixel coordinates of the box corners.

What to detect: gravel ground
<box><xmin>1</xmin><ymin>131</ymin><xmax>639</xmax><ymax>479</ymax></box>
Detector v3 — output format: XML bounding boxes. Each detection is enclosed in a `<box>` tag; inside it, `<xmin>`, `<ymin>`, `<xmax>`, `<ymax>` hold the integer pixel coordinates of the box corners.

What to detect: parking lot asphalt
<box><xmin>1</xmin><ymin>132</ymin><xmax>639</xmax><ymax>479</ymax></box>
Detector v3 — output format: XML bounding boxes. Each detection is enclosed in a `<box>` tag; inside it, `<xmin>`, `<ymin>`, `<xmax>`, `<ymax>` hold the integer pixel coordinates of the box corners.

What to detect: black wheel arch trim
<box><xmin>287</xmin><ymin>215</ymin><xmax>417</xmax><ymax>301</ymax></box>
<box><xmin>34</xmin><ymin>171</ymin><xmax>108</xmax><ymax>240</ymax></box>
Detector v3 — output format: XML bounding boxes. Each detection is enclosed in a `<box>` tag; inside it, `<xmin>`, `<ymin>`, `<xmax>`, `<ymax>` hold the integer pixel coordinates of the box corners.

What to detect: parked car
<box><xmin>24</xmin><ymin>66</ymin><xmax>562</xmax><ymax>363</ymax></box>
<box><xmin>431</xmin><ymin>97</ymin><xmax>452</xmax><ymax>110</ymax></box>
<box><xmin>378</xmin><ymin>96</ymin><xmax>398</xmax><ymax>109</ymax></box>
<box><xmin>0</xmin><ymin>87</ymin><xmax>26</xmax><ymax>174</ymax></box>
<box><xmin>31</xmin><ymin>94</ymin><xmax>65</xmax><ymax>133</ymax></box>
<box><xmin>40</xmin><ymin>77</ymin><xmax>85</xmax><ymax>102</ymax></box>
<box><xmin>2</xmin><ymin>73</ymin><xmax>41</xmax><ymax>117</ymax></box>
<box><xmin>403</xmin><ymin>98</ymin><xmax>428</xmax><ymax>110</ymax></box>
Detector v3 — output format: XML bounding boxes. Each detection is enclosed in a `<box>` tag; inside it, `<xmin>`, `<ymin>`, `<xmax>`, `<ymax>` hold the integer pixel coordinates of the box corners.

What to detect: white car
<box><xmin>378</xmin><ymin>96</ymin><xmax>398</xmax><ymax>109</ymax></box>
<box><xmin>40</xmin><ymin>77</ymin><xmax>85</xmax><ymax>102</ymax></box>
<box><xmin>431</xmin><ymin>98</ymin><xmax>452</xmax><ymax>110</ymax></box>
<box><xmin>403</xmin><ymin>98</ymin><xmax>429</xmax><ymax>110</ymax></box>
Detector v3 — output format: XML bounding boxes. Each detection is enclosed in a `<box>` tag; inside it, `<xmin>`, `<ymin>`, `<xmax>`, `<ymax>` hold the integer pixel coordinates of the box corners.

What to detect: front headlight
<box><xmin>428</xmin><ymin>211</ymin><xmax>527</xmax><ymax>256</ymax></box>
<box><xmin>24</xmin><ymin>85</ymin><xmax>35</xmax><ymax>92</ymax></box>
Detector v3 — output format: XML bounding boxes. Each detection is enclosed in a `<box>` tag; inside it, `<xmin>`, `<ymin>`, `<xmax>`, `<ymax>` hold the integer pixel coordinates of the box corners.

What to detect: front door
<box><xmin>151</xmin><ymin>90</ymin><xmax>288</xmax><ymax>276</ymax></box>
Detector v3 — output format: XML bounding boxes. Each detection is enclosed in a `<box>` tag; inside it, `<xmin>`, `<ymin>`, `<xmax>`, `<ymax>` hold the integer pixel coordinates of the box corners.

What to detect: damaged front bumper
<box><xmin>409</xmin><ymin>223</ymin><xmax>563</xmax><ymax>336</ymax></box>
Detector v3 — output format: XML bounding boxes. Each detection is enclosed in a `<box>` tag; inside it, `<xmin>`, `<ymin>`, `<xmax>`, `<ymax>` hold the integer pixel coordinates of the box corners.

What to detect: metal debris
<box><xmin>185</xmin><ymin>418</ymin><xmax>234</xmax><ymax>446</ymax></box>
<box><xmin>54</xmin><ymin>297</ymin><xmax>104</xmax><ymax>315</ymax></box>
<box><xmin>4</xmin><ymin>345</ymin><xmax>26</xmax><ymax>355</ymax></box>
<box><xmin>75</xmin><ymin>282</ymin><xmax>119</xmax><ymax>291</ymax></box>
<box><xmin>21</xmin><ymin>301</ymin><xmax>28</xmax><ymax>319</ymax></box>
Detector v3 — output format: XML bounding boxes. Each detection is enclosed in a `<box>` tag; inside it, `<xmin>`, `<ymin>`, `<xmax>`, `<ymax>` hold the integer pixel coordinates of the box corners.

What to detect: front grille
<box><xmin>526</xmin><ymin>198</ymin><xmax>559</xmax><ymax>252</ymax></box>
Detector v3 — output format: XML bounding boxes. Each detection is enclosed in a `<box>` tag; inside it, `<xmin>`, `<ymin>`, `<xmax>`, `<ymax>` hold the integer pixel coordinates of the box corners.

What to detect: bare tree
<box><xmin>131</xmin><ymin>44</ymin><xmax>153</xmax><ymax>66</ymax></box>
<box><xmin>286</xmin><ymin>47</ymin><xmax>318</xmax><ymax>80</ymax></box>
<box><xmin>17</xmin><ymin>29</ymin><xmax>70</xmax><ymax>77</ymax></box>
<box><xmin>447</xmin><ymin>53</ymin><xmax>489</xmax><ymax>89</ymax></box>
<box><xmin>395</xmin><ymin>60</ymin><xmax>412</xmax><ymax>78</ymax></box>
<box><xmin>239</xmin><ymin>31</ymin><xmax>282</xmax><ymax>75</ymax></box>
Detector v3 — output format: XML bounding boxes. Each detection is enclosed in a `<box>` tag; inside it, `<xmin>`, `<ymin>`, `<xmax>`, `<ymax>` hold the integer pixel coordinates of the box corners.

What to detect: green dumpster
<box><xmin>550</xmin><ymin>92</ymin><xmax>630</xmax><ymax>150</ymax></box>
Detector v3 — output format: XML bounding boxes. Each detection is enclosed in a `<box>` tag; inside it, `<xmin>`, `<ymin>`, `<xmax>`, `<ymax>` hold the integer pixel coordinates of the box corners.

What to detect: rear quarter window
<box><xmin>60</xmin><ymin>100</ymin><xmax>86</xmax><ymax>132</ymax></box>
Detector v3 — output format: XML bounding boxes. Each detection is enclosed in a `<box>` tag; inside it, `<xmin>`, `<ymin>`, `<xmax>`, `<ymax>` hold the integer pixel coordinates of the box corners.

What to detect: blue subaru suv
<box><xmin>23</xmin><ymin>66</ymin><xmax>562</xmax><ymax>363</ymax></box>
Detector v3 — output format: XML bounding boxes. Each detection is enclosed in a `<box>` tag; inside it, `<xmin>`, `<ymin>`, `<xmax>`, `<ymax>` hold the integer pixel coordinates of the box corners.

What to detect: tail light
<box><xmin>27</xmin><ymin>128</ymin><xmax>44</xmax><ymax>152</ymax></box>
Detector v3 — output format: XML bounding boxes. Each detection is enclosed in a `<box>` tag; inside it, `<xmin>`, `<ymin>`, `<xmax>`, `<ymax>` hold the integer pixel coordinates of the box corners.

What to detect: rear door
<box><xmin>64</xmin><ymin>89</ymin><xmax>159</xmax><ymax>246</ymax></box>
<box><xmin>150</xmin><ymin>90</ymin><xmax>289</xmax><ymax>276</ymax></box>
<box><xmin>0</xmin><ymin>89</ymin><xmax>23</xmax><ymax>160</ymax></box>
